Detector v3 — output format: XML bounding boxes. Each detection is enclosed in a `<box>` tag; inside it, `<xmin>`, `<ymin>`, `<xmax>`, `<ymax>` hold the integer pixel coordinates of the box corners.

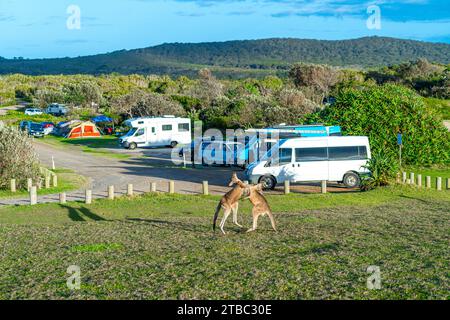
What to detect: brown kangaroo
<box><xmin>213</xmin><ymin>172</ymin><xmax>248</xmax><ymax>234</ymax></box>
<box><xmin>244</xmin><ymin>183</ymin><xmax>277</xmax><ymax>233</ymax></box>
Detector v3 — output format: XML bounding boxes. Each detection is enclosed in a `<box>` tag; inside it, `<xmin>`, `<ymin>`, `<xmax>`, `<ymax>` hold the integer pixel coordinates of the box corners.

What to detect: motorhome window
<box><xmin>277</xmin><ymin>148</ymin><xmax>292</xmax><ymax>165</ymax></box>
<box><xmin>152</xmin><ymin>127</ymin><xmax>156</xmax><ymax>133</ymax></box>
<box><xmin>162</xmin><ymin>125</ymin><xmax>173</xmax><ymax>131</ymax></box>
<box><xmin>178</xmin><ymin>123</ymin><xmax>190</xmax><ymax>132</ymax></box>
<box><xmin>138</xmin><ymin>121</ymin><xmax>144</xmax><ymax>125</ymax></box>
<box><xmin>135</xmin><ymin>128</ymin><xmax>145</xmax><ymax>137</ymax></box>
<box><xmin>295</xmin><ymin>148</ymin><xmax>328</xmax><ymax>162</ymax></box>
<box><xmin>329</xmin><ymin>146</ymin><xmax>362</xmax><ymax>160</ymax></box>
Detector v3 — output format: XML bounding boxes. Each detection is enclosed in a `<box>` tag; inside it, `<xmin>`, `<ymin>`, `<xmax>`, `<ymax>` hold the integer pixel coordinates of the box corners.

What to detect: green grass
<box><xmin>0</xmin><ymin>110</ymin><xmax>66</xmax><ymax>125</ymax></box>
<box><xmin>0</xmin><ymin>168</ymin><xmax>87</xmax><ymax>200</ymax></box>
<box><xmin>424</xmin><ymin>97</ymin><xmax>450</xmax><ymax>120</ymax></box>
<box><xmin>0</xmin><ymin>186</ymin><xmax>448</xmax><ymax>299</ymax></box>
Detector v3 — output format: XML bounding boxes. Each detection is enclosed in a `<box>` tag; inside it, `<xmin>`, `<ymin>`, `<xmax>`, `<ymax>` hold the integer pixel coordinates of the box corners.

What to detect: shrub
<box><xmin>361</xmin><ymin>152</ymin><xmax>399</xmax><ymax>191</ymax></box>
<box><xmin>0</xmin><ymin>124</ymin><xmax>40</xmax><ymax>190</ymax></box>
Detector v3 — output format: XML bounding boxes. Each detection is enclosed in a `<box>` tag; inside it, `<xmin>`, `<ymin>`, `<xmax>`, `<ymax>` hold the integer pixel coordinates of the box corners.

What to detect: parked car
<box><xmin>46</xmin><ymin>103</ymin><xmax>68</xmax><ymax>116</ymax></box>
<box><xmin>19</xmin><ymin>120</ymin><xmax>32</xmax><ymax>132</ymax></box>
<box><xmin>24</xmin><ymin>108</ymin><xmax>43</xmax><ymax>116</ymax></box>
<box><xmin>41</xmin><ymin>122</ymin><xmax>55</xmax><ymax>135</ymax></box>
<box><xmin>27</xmin><ymin>122</ymin><xmax>45</xmax><ymax>138</ymax></box>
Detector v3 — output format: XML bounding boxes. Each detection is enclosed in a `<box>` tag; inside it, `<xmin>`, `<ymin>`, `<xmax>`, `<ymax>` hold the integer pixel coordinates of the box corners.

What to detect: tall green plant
<box><xmin>361</xmin><ymin>153</ymin><xmax>399</xmax><ymax>191</ymax></box>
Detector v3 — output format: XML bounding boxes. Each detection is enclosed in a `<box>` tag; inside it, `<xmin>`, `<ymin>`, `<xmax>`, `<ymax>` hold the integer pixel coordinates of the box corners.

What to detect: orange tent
<box><xmin>66</xmin><ymin>121</ymin><xmax>101</xmax><ymax>139</ymax></box>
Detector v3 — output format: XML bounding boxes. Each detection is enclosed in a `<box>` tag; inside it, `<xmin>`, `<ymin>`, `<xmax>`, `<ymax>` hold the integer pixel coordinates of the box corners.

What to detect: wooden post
<box><xmin>127</xmin><ymin>184</ymin><xmax>133</xmax><ymax>196</ymax></box>
<box><xmin>436</xmin><ymin>177</ymin><xmax>442</xmax><ymax>191</ymax></box>
<box><xmin>85</xmin><ymin>190</ymin><xmax>92</xmax><ymax>204</ymax></box>
<box><xmin>321</xmin><ymin>180</ymin><xmax>327</xmax><ymax>194</ymax></box>
<box><xmin>10</xmin><ymin>179</ymin><xmax>16</xmax><ymax>193</ymax></box>
<box><xmin>169</xmin><ymin>181</ymin><xmax>175</xmax><ymax>194</ymax></box>
<box><xmin>51</xmin><ymin>156</ymin><xmax>56</xmax><ymax>170</ymax></box>
<box><xmin>52</xmin><ymin>175</ymin><xmax>58</xmax><ymax>188</ymax></box>
<box><xmin>59</xmin><ymin>192</ymin><xmax>66</xmax><ymax>204</ymax></box>
<box><xmin>29</xmin><ymin>186</ymin><xmax>37</xmax><ymax>205</ymax></box>
<box><xmin>406</xmin><ymin>179</ymin><xmax>411</xmax><ymax>185</ymax></box>
<box><xmin>396</xmin><ymin>173</ymin><xmax>401</xmax><ymax>184</ymax></box>
<box><xmin>426</xmin><ymin>176</ymin><xmax>431</xmax><ymax>189</ymax></box>
<box><xmin>409</xmin><ymin>173</ymin><xmax>415</xmax><ymax>185</ymax></box>
<box><xmin>284</xmin><ymin>180</ymin><xmax>290</xmax><ymax>194</ymax></box>
<box><xmin>446</xmin><ymin>178</ymin><xmax>450</xmax><ymax>190</ymax></box>
<box><xmin>27</xmin><ymin>178</ymin><xmax>32</xmax><ymax>192</ymax></box>
<box><xmin>45</xmin><ymin>176</ymin><xmax>51</xmax><ymax>189</ymax></box>
<box><xmin>417</xmin><ymin>174</ymin><xmax>422</xmax><ymax>188</ymax></box>
<box><xmin>108</xmin><ymin>185</ymin><xmax>115</xmax><ymax>200</ymax></box>
<box><xmin>202</xmin><ymin>181</ymin><xmax>209</xmax><ymax>196</ymax></box>
<box><xmin>402</xmin><ymin>172</ymin><xmax>407</xmax><ymax>184</ymax></box>
<box><xmin>150</xmin><ymin>182</ymin><xmax>157</xmax><ymax>193</ymax></box>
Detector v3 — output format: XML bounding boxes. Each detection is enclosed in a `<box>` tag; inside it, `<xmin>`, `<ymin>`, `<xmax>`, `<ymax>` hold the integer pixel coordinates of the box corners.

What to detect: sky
<box><xmin>0</xmin><ymin>0</ymin><xmax>449</xmax><ymax>59</ymax></box>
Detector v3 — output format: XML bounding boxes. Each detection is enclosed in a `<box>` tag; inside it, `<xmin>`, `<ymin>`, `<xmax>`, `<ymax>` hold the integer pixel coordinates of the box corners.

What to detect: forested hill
<box><xmin>1</xmin><ymin>37</ymin><xmax>449</xmax><ymax>78</ymax></box>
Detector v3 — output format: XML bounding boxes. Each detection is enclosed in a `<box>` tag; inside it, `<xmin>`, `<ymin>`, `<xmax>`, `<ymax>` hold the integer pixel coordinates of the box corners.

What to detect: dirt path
<box><xmin>0</xmin><ymin>104</ymin><xmax>23</xmax><ymax>116</ymax></box>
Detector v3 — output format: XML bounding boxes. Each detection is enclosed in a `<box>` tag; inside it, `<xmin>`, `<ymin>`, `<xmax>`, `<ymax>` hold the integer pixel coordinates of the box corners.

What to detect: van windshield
<box><xmin>124</xmin><ymin>127</ymin><xmax>138</xmax><ymax>137</ymax></box>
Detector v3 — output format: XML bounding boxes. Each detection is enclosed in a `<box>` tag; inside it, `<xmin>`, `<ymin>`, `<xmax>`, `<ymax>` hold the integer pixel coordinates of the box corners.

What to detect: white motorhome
<box><xmin>245</xmin><ymin>136</ymin><xmax>371</xmax><ymax>189</ymax></box>
<box><xmin>119</xmin><ymin>116</ymin><xmax>191</xmax><ymax>149</ymax></box>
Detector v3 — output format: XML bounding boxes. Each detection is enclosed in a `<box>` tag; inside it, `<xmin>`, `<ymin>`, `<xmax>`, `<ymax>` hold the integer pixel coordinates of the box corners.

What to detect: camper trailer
<box><xmin>119</xmin><ymin>116</ymin><xmax>191</xmax><ymax>149</ymax></box>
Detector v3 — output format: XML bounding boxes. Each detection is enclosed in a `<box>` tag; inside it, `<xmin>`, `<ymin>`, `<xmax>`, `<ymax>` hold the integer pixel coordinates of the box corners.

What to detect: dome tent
<box><xmin>58</xmin><ymin>120</ymin><xmax>101</xmax><ymax>139</ymax></box>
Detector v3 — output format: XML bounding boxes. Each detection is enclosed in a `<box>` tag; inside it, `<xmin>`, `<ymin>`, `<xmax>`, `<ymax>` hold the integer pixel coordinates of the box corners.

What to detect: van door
<box><xmin>147</xmin><ymin>126</ymin><xmax>158</xmax><ymax>146</ymax></box>
<box><xmin>265</xmin><ymin>148</ymin><xmax>296</xmax><ymax>183</ymax></box>
<box><xmin>292</xmin><ymin>147</ymin><xmax>329</xmax><ymax>181</ymax></box>
<box><xmin>133</xmin><ymin>127</ymin><xmax>147</xmax><ymax>146</ymax></box>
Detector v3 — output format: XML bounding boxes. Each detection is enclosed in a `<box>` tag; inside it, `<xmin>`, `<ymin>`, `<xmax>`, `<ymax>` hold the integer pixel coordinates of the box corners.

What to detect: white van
<box><xmin>245</xmin><ymin>136</ymin><xmax>371</xmax><ymax>189</ymax></box>
<box><xmin>119</xmin><ymin>116</ymin><xmax>191</xmax><ymax>149</ymax></box>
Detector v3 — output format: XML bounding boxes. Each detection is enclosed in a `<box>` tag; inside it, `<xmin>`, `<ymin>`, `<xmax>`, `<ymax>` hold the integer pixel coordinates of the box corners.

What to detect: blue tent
<box><xmin>91</xmin><ymin>115</ymin><xmax>113</xmax><ymax>123</ymax></box>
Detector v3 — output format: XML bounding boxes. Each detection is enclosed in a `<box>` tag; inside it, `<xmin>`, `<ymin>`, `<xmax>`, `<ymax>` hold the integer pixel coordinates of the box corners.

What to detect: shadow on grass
<box><xmin>60</xmin><ymin>205</ymin><xmax>107</xmax><ymax>222</ymax></box>
<box><xmin>125</xmin><ymin>217</ymin><xmax>207</xmax><ymax>233</ymax></box>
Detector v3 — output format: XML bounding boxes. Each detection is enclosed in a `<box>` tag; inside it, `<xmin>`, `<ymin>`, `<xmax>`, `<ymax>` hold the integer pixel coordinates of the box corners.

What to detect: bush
<box><xmin>0</xmin><ymin>124</ymin><xmax>40</xmax><ymax>190</ymax></box>
<box><xmin>361</xmin><ymin>152</ymin><xmax>399</xmax><ymax>191</ymax></box>
<box><xmin>314</xmin><ymin>83</ymin><xmax>450</xmax><ymax>166</ymax></box>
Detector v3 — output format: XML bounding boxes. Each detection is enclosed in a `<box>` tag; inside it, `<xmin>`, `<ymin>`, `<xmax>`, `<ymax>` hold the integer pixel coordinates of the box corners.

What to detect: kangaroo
<box><xmin>213</xmin><ymin>172</ymin><xmax>248</xmax><ymax>234</ymax></box>
<box><xmin>245</xmin><ymin>183</ymin><xmax>277</xmax><ymax>233</ymax></box>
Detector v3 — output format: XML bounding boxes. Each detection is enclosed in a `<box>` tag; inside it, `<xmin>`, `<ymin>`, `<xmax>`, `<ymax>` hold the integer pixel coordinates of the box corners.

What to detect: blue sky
<box><xmin>0</xmin><ymin>0</ymin><xmax>449</xmax><ymax>58</ymax></box>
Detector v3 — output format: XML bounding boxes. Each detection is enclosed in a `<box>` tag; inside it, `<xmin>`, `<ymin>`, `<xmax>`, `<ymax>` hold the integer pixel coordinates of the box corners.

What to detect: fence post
<box><xmin>417</xmin><ymin>174</ymin><xmax>422</xmax><ymax>188</ymax></box>
<box><xmin>59</xmin><ymin>192</ymin><xmax>66</xmax><ymax>204</ymax></box>
<box><xmin>426</xmin><ymin>176</ymin><xmax>431</xmax><ymax>189</ymax></box>
<box><xmin>27</xmin><ymin>178</ymin><xmax>32</xmax><ymax>192</ymax></box>
<box><xmin>85</xmin><ymin>190</ymin><xmax>92</xmax><ymax>204</ymax></box>
<box><xmin>52</xmin><ymin>175</ymin><xmax>58</xmax><ymax>188</ymax></box>
<box><xmin>447</xmin><ymin>178</ymin><xmax>450</xmax><ymax>190</ymax></box>
<box><xmin>127</xmin><ymin>184</ymin><xmax>133</xmax><ymax>196</ymax></box>
<box><xmin>45</xmin><ymin>176</ymin><xmax>51</xmax><ymax>189</ymax></box>
<box><xmin>10</xmin><ymin>179</ymin><xmax>16</xmax><ymax>193</ymax></box>
<box><xmin>406</xmin><ymin>178</ymin><xmax>411</xmax><ymax>185</ymax></box>
<box><xmin>108</xmin><ymin>185</ymin><xmax>115</xmax><ymax>200</ymax></box>
<box><xmin>284</xmin><ymin>180</ymin><xmax>290</xmax><ymax>194</ymax></box>
<box><xmin>202</xmin><ymin>181</ymin><xmax>209</xmax><ymax>196</ymax></box>
<box><xmin>402</xmin><ymin>172</ymin><xmax>407</xmax><ymax>184</ymax></box>
<box><xmin>409</xmin><ymin>173</ymin><xmax>415</xmax><ymax>185</ymax></box>
<box><xmin>436</xmin><ymin>177</ymin><xmax>442</xmax><ymax>191</ymax></box>
<box><xmin>169</xmin><ymin>181</ymin><xmax>175</xmax><ymax>194</ymax></box>
<box><xmin>29</xmin><ymin>186</ymin><xmax>37</xmax><ymax>205</ymax></box>
<box><xmin>321</xmin><ymin>180</ymin><xmax>327</xmax><ymax>194</ymax></box>
<box><xmin>150</xmin><ymin>182</ymin><xmax>157</xmax><ymax>193</ymax></box>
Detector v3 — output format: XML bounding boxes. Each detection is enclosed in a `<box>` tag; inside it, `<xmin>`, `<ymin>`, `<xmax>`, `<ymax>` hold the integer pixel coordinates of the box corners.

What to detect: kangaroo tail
<box><xmin>213</xmin><ymin>203</ymin><xmax>222</xmax><ymax>232</ymax></box>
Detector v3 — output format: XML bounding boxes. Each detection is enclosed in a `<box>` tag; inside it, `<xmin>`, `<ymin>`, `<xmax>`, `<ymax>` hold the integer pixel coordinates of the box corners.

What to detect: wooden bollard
<box><xmin>321</xmin><ymin>180</ymin><xmax>327</xmax><ymax>194</ymax></box>
<box><xmin>127</xmin><ymin>184</ymin><xmax>133</xmax><ymax>196</ymax></box>
<box><xmin>284</xmin><ymin>180</ymin><xmax>290</xmax><ymax>194</ymax></box>
<box><xmin>10</xmin><ymin>179</ymin><xmax>16</xmax><ymax>193</ymax></box>
<box><xmin>52</xmin><ymin>175</ymin><xmax>58</xmax><ymax>188</ymax></box>
<box><xmin>436</xmin><ymin>177</ymin><xmax>442</xmax><ymax>191</ymax></box>
<box><xmin>417</xmin><ymin>174</ymin><xmax>422</xmax><ymax>188</ymax></box>
<box><xmin>202</xmin><ymin>181</ymin><xmax>209</xmax><ymax>196</ymax></box>
<box><xmin>150</xmin><ymin>182</ymin><xmax>157</xmax><ymax>193</ymax></box>
<box><xmin>410</xmin><ymin>173</ymin><xmax>415</xmax><ymax>185</ymax></box>
<box><xmin>29</xmin><ymin>186</ymin><xmax>37</xmax><ymax>205</ymax></box>
<box><xmin>108</xmin><ymin>185</ymin><xmax>115</xmax><ymax>200</ymax></box>
<box><xmin>426</xmin><ymin>176</ymin><xmax>431</xmax><ymax>189</ymax></box>
<box><xmin>85</xmin><ymin>190</ymin><xmax>92</xmax><ymax>204</ymax></box>
<box><xmin>447</xmin><ymin>178</ymin><xmax>450</xmax><ymax>190</ymax></box>
<box><xmin>169</xmin><ymin>181</ymin><xmax>175</xmax><ymax>194</ymax></box>
<box><xmin>27</xmin><ymin>178</ymin><xmax>32</xmax><ymax>192</ymax></box>
<box><xmin>59</xmin><ymin>192</ymin><xmax>66</xmax><ymax>204</ymax></box>
<box><xmin>396</xmin><ymin>173</ymin><xmax>401</xmax><ymax>184</ymax></box>
<box><xmin>45</xmin><ymin>176</ymin><xmax>51</xmax><ymax>189</ymax></box>
<box><xmin>402</xmin><ymin>172</ymin><xmax>407</xmax><ymax>184</ymax></box>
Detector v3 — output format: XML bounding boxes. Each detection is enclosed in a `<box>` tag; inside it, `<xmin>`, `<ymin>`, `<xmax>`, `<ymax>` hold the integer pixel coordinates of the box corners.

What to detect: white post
<box><xmin>10</xmin><ymin>179</ymin><xmax>16</xmax><ymax>193</ymax></box>
<box><xmin>52</xmin><ymin>175</ymin><xmax>58</xmax><ymax>188</ymax></box>
<box><xmin>417</xmin><ymin>174</ymin><xmax>422</xmax><ymax>188</ymax></box>
<box><xmin>151</xmin><ymin>182</ymin><xmax>157</xmax><ymax>193</ymax></box>
<box><xmin>436</xmin><ymin>177</ymin><xmax>442</xmax><ymax>191</ymax></box>
<box><xmin>284</xmin><ymin>180</ymin><xmax>290</xmax><ymax>194</ymax></box>
<box><xmin>410</xmin><ymin>173</ymin><xmax>415</xmax><ymax>185</ymax></box>
<box><xmin>127</xmin><ymin>184</ymin><xmax>133</xmax><ymax>196</ymax></box>
<box><xmin>426</xmin><ymin>176</ymin><xmax>432</xmax><ymax>189</ymax></box>
<box><xmin>169</xmin><ymin>181</ymin><xmax>175</xmax><ymax>194</ymax></box>
<box><xmin>108</xmin><ymin>185</ymin><xmax>115</xmax><ymax>200</ymax></box>
<box><xmin>85</xmin><ymin>190</ymin><xmax>92</xmax><ymax>204</ymax></box>
<box><xmin>202</xmin><ymin>181</ymin><xmax>209</xmax><ymax>196</ymax></box>
<box><xmin>51</xmin><ymin>156</ymin><xmax>56</xmax><ymax>170</ymax></box>
<box><xmin>321</xmin><ymin>181</ymin><xmax>327</xmax><ymax>194</ymax></box>
<box><xmin>30</xmin><ymin>186</ymin><xmax>37</xmax><ymax>205</ymax></box>
<box><xmin>60</xmin><ymin>192</ymin><xmax>66</xmax><ymax>204</ymax></box>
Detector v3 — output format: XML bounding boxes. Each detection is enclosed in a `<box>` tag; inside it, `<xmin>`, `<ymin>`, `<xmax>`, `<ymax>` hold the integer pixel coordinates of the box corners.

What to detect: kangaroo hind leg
<box><xmin>232</xmin><ymin>202</ymin><xmax>243</xmax><ymax>228</ymax></box>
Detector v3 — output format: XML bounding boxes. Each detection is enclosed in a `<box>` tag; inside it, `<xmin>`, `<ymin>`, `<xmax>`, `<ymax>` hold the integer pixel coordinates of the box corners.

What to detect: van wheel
<box><xmin>170</xmin><ymin>141</ymin><xmax>178</xmax><ymax>148</ymax></box>
<box><xmin>343</xmin><ymin>172</ymin><xmax>361</xmax><ymax>188</ymax></box>
<box><xmin>129</xmin><ymin>142</ymin><xmax>137</xmax><ymax>150</ymax></box>
<box><xmin>259</xmin><ymin>175</ymin><xmax>276</xmax><ymax>190</ymax></box>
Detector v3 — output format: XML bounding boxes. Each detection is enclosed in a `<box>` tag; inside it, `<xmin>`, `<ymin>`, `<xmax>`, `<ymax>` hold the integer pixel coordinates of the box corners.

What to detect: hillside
<box><xmin>1</xmin><ymin>37</ymin><xmax>449</xmax><ymax>78</ymax></box>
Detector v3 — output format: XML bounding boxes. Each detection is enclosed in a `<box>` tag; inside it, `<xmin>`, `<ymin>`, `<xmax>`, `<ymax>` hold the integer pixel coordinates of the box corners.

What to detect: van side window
<box><xmin>276</xmin><ymin>148</ymin><xmax>292</xmax><ymax>165</ymax></box>
<box><xmin>162</xmin><ymin>125</ymin><xmax>173</xmax><ymax>131</ymax></box>
<box><xmin>135</xmin><ymin>128</ymin><xmax>145</xmax><ymax>137</ymax></box>
<box><xmin>329</xmin><ymin>146</ymin><xmax>364</xmax><ymax>160</ymax></box>
<box><xmin>295</xmin><ymin>148</ymin><xmax>328</xmax><ymax>162</ymax></box>
<box><xmin>178</xmin><ymin>123</ymin><xmax>190</xmax><ymax>132</ymax></box>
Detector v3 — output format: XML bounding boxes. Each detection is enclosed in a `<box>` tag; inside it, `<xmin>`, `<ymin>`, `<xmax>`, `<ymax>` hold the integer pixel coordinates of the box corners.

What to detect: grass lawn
<box><xmin>0</xmin><ymin>168</ymin><xmax>87</xmax><ymax>200</ymax></box>
<box><xmin>0</xmin><ymin>186</ymin><xmax>448</xmax><ymax>299</ymax></box>
<box><xmin>424</xmin><ymin>97</ymin><xmax>450</xmax><ymax>120</ymax></box>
